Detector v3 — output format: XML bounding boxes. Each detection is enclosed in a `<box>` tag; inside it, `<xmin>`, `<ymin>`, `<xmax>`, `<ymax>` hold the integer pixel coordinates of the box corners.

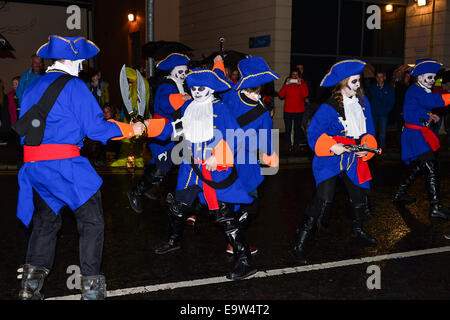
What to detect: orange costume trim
<box><xmin>212</xmin><ymin>139</ymin><xmax>234</xmax><ymax>167</ymax></box>
<box><xmin>169</xmin><ymin>94</ymin><xmax>186</xmax><ymax>110</ymax></box>
<box><xmin>262</xmin><ymin>152</ymin><xmax>279</xmax><ymax>168</ymax></box>
<box><xmin>213</xmin><ymin>60</ymin><xmax>226</xmax><ymax>78</ymax></box>
<box><xmin>315</xmin><ymin>133</ymin><xmax>336</xmax><ymax>157</ymax></box>
<box><xmin>144</xmin><ymin>119</ymin><xmax>167</xmax><ymax>138</ymax></box>
<box><xmin>443</xmin><ymin>93</ymin><xmax>450</xmax><ymax>106</ymax></box>
<box><xmin>108</xmin><ymin>120</ymin><xmax>135</xmax><ymax>140</ymax></box>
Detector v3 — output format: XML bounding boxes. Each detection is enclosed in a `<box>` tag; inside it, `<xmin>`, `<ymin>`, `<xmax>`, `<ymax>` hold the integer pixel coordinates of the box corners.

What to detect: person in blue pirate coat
<box><xmin>213</xmin><ymin>55</ymin><xmax>280</xmax><ymax>256</ymax></box>
<box><xmin>12</xmin><ymin>35</ymin><xmax>149</xmax><ymax>300</ymax></box>
<box><xmin>127</xmin><ymin>53</ymin><xmax>192</xmax><ymax>213</ymax></box>
<box><xmin>290</xmin><ymin>60</ymin><xmax>379</xmax><ymax>265</ymax></box>
<box><xmin>149</xmin><ymin>69</ymin><xmax>258</xmax><ymax>280</ymax></box>
<box><xmin>393</xmin><ymin>59</ymin><xmax>450</xmax><ymax>220</ymax></box>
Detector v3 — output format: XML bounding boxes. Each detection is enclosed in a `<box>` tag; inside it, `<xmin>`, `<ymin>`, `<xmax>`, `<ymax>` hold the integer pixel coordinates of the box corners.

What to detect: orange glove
<box><xmin>442</xmin><ymin>93</ymin><xmax>450</xmax><ymax>106</ymax></box>
<box><xmin>262</xmin><ymin>152</ymin><xmax>279</xmax><ymax>168</ymax></box>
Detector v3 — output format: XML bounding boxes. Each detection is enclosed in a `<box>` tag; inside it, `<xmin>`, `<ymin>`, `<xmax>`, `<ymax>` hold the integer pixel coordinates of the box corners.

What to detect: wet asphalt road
<box><xmin>1</xmin><ymin>158</ymin><xmax>450</xmax><ymax>302</ymax></box>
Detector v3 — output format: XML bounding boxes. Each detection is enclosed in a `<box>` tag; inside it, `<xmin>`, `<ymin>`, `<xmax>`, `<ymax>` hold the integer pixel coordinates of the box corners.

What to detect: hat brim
<box><xmin>37</xmin><ymin>36</ymin><xmax>99</xmax><ymax>60</ymax></box>
<box><xmin>235</xmin><ymin>71</ymin><xmax>280</xmax><ymax>90</ymax></box>
<box><xmin>186</xmin><ymin>69</ymin><xmax>231</xmax><ymax>92</ymax></box>
<box><xmin>410</xmin><ymin>61</ymin><xmax>443</xmax><ymax>76</ymax></box>
<box><xmin>320</xmin><ymin>59</ymin><xmax>366</xmax><ymax>87</ymax></box>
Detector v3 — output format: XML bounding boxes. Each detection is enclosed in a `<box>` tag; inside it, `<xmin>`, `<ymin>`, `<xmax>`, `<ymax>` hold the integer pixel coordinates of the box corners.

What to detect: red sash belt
<box><xmin>153</xmin><ymin>113</ymin><xmax>170</xmax><ymax>124</ymax></box>
<box><xmin>404</xmin><ymin>122</ymin><xmax>440</xmax><ymax>151</ymax></box>
<box><xmin>194</xmin><ymin>159</ymin><xmax>229</xmax><ymax>210</ymax></box>
<box><xmin>333</xmin><ymin>136</ymin><xmax>372</xmax><ymax>185</ymax></box>
<box><xmin>24</xmin><ymin>144</ymin><xmax>80</xmax><ymax>163</ymax></box>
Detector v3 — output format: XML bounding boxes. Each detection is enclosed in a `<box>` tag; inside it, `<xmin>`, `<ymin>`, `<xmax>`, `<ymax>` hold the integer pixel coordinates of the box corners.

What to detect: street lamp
<box><xmin>385</xmin><ymin>4</ymin><xmax>393</xmax><ymax>12</ymax></box>
<box><xmin>128</xmin><ymin>10</ymin><xmax>136</xmax><ymax>22</ymax></box>
<box><xmin>416</xmin><ymin>0</ymin><xmax>427</xmax><ymax>6</ymax></box>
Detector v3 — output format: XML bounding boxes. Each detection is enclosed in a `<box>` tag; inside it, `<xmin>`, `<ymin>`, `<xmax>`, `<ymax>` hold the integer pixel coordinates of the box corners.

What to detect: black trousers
<box><xmin>310</xmin><ymin>172</ymin><xmax>367</xmax><ymax>217</ymax></box>
<box><xmin>26</xmin><ymin>190</ymin><xmax>105</xmax><ymax>276</ymax></box>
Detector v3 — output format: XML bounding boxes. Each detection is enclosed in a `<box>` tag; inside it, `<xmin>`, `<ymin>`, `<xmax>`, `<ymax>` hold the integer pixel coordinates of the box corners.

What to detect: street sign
<box><xmin>249</xmin><ymin>35</ymin><xmax>271</xmax><ymax>49</ymax></box>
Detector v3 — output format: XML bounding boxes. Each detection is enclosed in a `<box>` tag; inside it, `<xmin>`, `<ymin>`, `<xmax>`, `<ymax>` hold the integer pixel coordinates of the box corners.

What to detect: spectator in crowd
<box><xmin>87</xmin><ymin>70</ymin><xmax>110</xmax><ymax>107</ymax></box>
<box><xmin>16</xmin><ymin>54</ymin><xmax>44</xmax><ymax>105</ymax></box>
<box><xmin>0</xmin><ymin>79</ymin><xmax>9</xmax><ymax>146</ymax></box>
<box><xmin>7</xmin><ymin>76</ymin><xmax>20</xmax><ymax>126</ymax></box>
<box><xmin>279</xmin><ymin>69</ymin><xmax>309</xmax><ymax>151</ymax></box>
<box><xmin>229</xmin><ymin>69</ymin><xmax>240</xmax><ymax>85</ymax></box>
<box><xmin>393</xmin><ymin>71</ymin><xmax>411</xmax><ymax>149</ymax></box>
<box><xmin>367</xmin><ymin>71</ymin><xmax>395</xmax><ymax>151</ymax></box>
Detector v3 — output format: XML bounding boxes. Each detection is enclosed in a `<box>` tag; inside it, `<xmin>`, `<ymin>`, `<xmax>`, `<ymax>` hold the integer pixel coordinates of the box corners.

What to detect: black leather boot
<box><xmin>144</xmin><ymin>168</ymin><xmax>165</xmax><ymax>200</ymax></box>
<box><xmin>394</xmin><ymin>160</ymin><xmax>422</xmax><ymax>204</ymax></box>
<box><xmin>127</xmin><ymin>179</ymin><xmax>148</xmax><ymax>213</ymax></box>
<box><xmin>17</xmin><ymin>264</ymin><xmax>50</xmax><ymax>300</ymax></box>
<box><xmin>154</xmin><ymin>201</ymin><xmax>191</xmax><ymax>254</ymax></box>
<box><xmin>81</xmin><ymin>275</ymin><xmax>106</xmax><ymax>300</ymax></box>
<box><xmin>350</xmin><ymin>202</ymin><xmax>377</xmax><ymax>246</ymax></box>
<box><xmin>423</xmin><ymin>160</ymin><xmax>450</xmax><ymax>220</ymax></box>
<box><xmin>213</xmin><ymin>203</ymin><xmax>257</xmax><ymax>280</ymax></box>
<box><xmin>290</xmin><ymin>199</ymin><xmax>330</xmax><ymax>265</ymax></box>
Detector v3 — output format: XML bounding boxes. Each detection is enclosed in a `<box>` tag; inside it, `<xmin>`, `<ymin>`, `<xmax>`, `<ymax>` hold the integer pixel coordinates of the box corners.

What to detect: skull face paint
<box><xmin>191</xmin><ymin>86</ymin><xmax>214</xmax><ymax>102</ymax></box>
<box><xmin>171</xmin><ymin>65</ymin><xmax>189</xmax><ymax>82</ymax></box>
<box><xmin>343</xmin><ymin>75</ymin><xmax>361</xmax><ymax>97</ymax></box>
<box><xmin>418</xmin><ymin>73</ymin><xmax>436</xmax><ymax>89</ymax></box>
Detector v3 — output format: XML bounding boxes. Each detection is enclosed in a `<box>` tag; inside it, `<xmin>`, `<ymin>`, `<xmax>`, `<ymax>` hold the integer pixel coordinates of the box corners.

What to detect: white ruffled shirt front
<box><xmin>177</xmin><ymin>95</ymin><xmax>215</xmax><ymax>143</ymax></box>
<box><xmin>340</xmin><ymin>95</ymin><xmax>367</xmax><ymax>139</ymax></box>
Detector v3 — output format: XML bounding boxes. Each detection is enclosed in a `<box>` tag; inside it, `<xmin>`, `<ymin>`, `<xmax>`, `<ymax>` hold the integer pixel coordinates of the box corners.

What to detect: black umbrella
<box><xmin>0</xmin><ymin>33</ymin><xmax>15</xmax><ymax>51</ymax></box>
<box><xmin>142</xmin><ymin>41</ymin><xmax>192</xmax><ymax>60</ymax></box>
<box><xmin>201</xmin><ymin>50</ymin><xmax>248</xmax><ymax>71</ymax></box>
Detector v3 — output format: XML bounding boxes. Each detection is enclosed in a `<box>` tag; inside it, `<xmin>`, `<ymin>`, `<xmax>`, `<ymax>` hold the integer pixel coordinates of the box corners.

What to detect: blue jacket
<box><xmin>147</xmin><ymin>81</ymin><xmax>183</xmax><ymax>160</ymax></box>
<box><xmin>156</xmin><ymin>98</ymin><xmax>254</xmax><ymax>206</ymax></box>
<box><xmin>221</xmin><ymin>89</ymin><xmax>274</xmax><ymax>194</ymax></box>
<box><xmin>367</xmin><ymin>83</ymin><xmax>395</xmax><ymax>116</ymax></box>
<box><xmin>17</xmin><ymin>71</ymin><xmax>123</xmax><ymax>226</ymax></box>
<box><xmin>308</xmin><ymin>96</ymin><xmax>375</xmax><ymax>190</ymax></box>
<box><xmin>16</xmin><ymin>68</ymin><xmax>43</xmax><ymax>105</ymax></box>
<box><xmin>401</xmin><ymin>83</ymin><xmax>447</xmax><ymax>164</ymax></box>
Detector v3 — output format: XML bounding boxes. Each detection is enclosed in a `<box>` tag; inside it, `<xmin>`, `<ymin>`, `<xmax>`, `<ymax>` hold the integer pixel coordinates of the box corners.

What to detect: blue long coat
<box><xmin>308</xmin><ymin>96</ymin><xmax>375</xmax><ymax>190</ymax></box>
<box><xmin>148</xmin><ymin>81</ymin><xmax>181</xmax><ymax>161</ymax></box>
<box><xmin>157</xmin><ymin>98</ymin><xmax>254</xmax><ymax>206</ymax></box>
<box><xmin>401</xmin><ymin>83</ymin><xmax>447</xmax><ymax>164</ymax></box>
<box><xmin>17</xmin><ymin>71</ymin><xmax>123</xmax><ymax>226</ymax></box>
<box><xmin>221</xmin><ymin>89</ymin><xmax>274</xmax><ymax>194</ymax></box>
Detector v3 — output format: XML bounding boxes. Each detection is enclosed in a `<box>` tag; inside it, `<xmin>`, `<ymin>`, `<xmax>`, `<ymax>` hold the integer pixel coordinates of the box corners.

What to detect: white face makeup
<box><xmin>190</xmin><ymin>86</ymin><xmax>214</xmax><ymax>102</ymax></box>
<box><xmin>171</xmin><ymin>65</ymin><xmax>189</xmax><ymax>82</ymax></box>
<box><xmin>418</xmin><ymin>73</ymin><xmax>436</xmax><ymax>89</ymax></box>
<box><xmin>342</xmin><ymin>75</ymin><xmax>361</xmax><ymax>97</ymax></box>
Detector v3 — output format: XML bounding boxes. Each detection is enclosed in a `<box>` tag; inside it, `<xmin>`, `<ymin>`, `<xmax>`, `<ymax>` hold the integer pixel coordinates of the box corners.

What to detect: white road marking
<box><xmin>46</xmin><ymin>246</ymin><xmax>450</xmax><ymax>300</ymax></box>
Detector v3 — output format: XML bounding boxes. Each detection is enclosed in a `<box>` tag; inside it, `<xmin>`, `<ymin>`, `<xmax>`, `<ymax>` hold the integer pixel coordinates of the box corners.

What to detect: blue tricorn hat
<box><xmin>186</xmin><ymin>69</ymin><xmax>231</xmax><ymax>92</ymax></box>
<box><xmin>235</xmin><ymin>56</ymin><xmax>280</xmax><ymax>90</ymax></box>
<box><xmin>410</xmin><ymin>59</ymin><xmax>443</xmax><ymax>76</ymax></box>
<box><xmin>37</xmin><ymin>35</ymin><xmax>99</xmax><ymax>60</ymax></box>
<box><xmin>320</xmin><ymin>59</ymin><xmax>367</xmax><ymax>87</ymax></box>
<box><xmin>156</xmin><ymin>53</ymin><xmax>190</xmax><ymax>71</ymax></box>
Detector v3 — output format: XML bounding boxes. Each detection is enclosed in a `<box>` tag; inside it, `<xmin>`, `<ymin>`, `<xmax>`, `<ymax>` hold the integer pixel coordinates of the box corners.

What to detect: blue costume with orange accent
<box><xmin>153</xmin><ymin>69</ymin><xmax>258</xmax><ymax>281</ymax></box>
<box><xmin>394</xmin><ymin>59</ymin><xmax>450</xmax><ymax>221</ymax></box>
<box><xmin>290</xmin><ymin>59</ymin><xmax>378</xmax><ymax>266</ymax></box>
<box><xmin>14</xmin><ymin>35</ymin><xmax>140</xmax><ymax>300</ymax></box>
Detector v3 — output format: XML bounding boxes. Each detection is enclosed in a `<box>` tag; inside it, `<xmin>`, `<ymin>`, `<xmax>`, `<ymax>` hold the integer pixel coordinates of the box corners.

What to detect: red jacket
<box><xmin>278</xmin><ymin>80</ymin><xmax>309</xmax><ymax>113</ymax></box>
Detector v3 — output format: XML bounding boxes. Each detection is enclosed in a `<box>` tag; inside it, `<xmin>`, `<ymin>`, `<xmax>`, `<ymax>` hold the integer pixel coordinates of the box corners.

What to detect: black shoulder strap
<box><xmin>189</xmin><ymin>157</ymin><xmax>238</xmax><ymax>189</ymax></box>
<box><xmin>236</xmin><ymin>102</ymin><xmax>268</xmax><ymax>128</ymax></box>
<box><xmin>12</xmin><ymin>74</ymin><xmax>74</xmax><ymax>146</ymax></box>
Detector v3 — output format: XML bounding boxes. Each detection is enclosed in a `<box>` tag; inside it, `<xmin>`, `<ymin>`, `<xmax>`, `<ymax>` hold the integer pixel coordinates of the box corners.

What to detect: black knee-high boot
<box><xmin>213</xmin><ymin>202</ymin><xmax>257</xmax><ymax>280</ymax></box>
<box><xmin>17</xmin><ymin>264</ymin><xmax>50</xmax><ymax>300</ymax></box>
<box><xmin>350</xmin><ymin>202</ymin><xmax>377</xmax><ymax>246</ymax></box>
<box><xmin>154</xmin><ymin>200</ymin><xmax>191</xmax><ymax>254</ymax></box>
<box><xmin>290</xmin><ymin>198</ymin><xmax>332</xmax><ymax>265</ymax></box>
<box><xmin>394</xmin><ymin>160</ymin><xmax>422</xmax><ymax>204</ymax></box>
<box><xmin>127</xmin><ymin>166</ymin><xmax>160</xmax><ymax>213</ymax></box>
<box><xmin>423</xmin><ymin>159</ymin><xmax>450</xmax><ymax>220</ymax></box>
